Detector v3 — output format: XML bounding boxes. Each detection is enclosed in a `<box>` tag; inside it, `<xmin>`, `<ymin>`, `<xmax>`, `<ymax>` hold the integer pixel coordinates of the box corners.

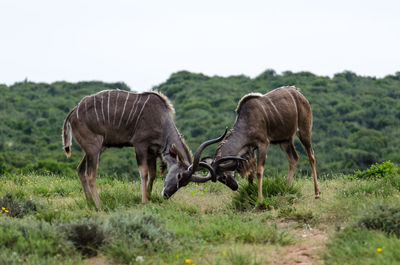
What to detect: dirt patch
<box><xmin>83</xmin><ymin>255</ymin><xmax>110</xmax><ymax>265</ymax></box>
<box><xmin>269</xmin><ymin>227</ymin><xmax>328</xmax><ymax>265</ymax></box>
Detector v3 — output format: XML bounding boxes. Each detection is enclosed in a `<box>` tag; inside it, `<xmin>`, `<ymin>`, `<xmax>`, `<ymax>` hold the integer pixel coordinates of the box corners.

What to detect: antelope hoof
<box><xmin>314</xmin><ymin>192</ymin><xmax>321</xmax><ymax>199</ymax></box>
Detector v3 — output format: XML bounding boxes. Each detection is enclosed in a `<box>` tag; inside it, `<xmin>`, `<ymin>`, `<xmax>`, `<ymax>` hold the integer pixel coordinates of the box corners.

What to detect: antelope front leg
<box><xmin>138</xmin><ymin>165</ymin><xmax>149</xmax><ymax>203</ymax></box>
<box><xmin>256</xmin><ymin>144</ymin><xmax>268</xmax><ymax>201</ymax></box>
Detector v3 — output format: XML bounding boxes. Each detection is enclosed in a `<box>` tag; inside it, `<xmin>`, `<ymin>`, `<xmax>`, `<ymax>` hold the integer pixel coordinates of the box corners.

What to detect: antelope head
<box><xmin>206</xmin><ymin>155</ymin><xmax>246</xmax><ymax>191</ymax></box>
<box><xmin>161</xmin><ymin>130</ymin><xmax>228</xmax><ymax>199</ymax></box>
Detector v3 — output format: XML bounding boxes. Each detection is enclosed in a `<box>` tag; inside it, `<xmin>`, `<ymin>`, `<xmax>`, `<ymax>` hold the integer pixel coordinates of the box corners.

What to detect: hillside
<box><xmin>1</xmin><ymin>70</ymin><xmax>400</xmax><ymax>177</ymax></box>
<box><xmin>155</xmin><ymin>70</ymin><xmax>400</xmax><ymax>173</ymax></box>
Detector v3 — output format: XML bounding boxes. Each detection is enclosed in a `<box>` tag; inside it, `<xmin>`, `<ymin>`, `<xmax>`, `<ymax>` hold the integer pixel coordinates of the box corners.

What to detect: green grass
<box><xmin>1</xmin><ymin>163</ymin><xmax>400</xmax><ymax>264</ymax></box>
<box><xmin>324</xmin><ymin>229</ymin><xmax>400</xmax><ymax>265</ymax></box>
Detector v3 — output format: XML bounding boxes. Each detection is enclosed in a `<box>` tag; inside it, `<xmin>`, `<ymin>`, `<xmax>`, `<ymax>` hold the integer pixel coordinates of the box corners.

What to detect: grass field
<box><xmin>1</xmin><ymin>162</ymin><xmax>400</xmax><ymax>265</ymax></box>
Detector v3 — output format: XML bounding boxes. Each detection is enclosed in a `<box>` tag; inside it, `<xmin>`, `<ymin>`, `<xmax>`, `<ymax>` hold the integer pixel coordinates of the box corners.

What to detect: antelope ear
<box><xmin>169</xmin><ymin>144</ymin><xmax>180</xmax><ymax>161</ymax></box>
<box><xmin>169</xmin><ymin>144</ymin><xmax>185</xmax><ymax>163</ymax></box>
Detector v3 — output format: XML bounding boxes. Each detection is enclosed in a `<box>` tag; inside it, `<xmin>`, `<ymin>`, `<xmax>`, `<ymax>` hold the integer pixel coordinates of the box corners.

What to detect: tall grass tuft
<box><xmin>224</xmin><ymin>249</ymin><xmax>261</xmax><ymax>265</ymax></box>
<box><xmin>231</xmin><ymin>176</ymin><xmax>301</xmax><ymax>211</ymax></box>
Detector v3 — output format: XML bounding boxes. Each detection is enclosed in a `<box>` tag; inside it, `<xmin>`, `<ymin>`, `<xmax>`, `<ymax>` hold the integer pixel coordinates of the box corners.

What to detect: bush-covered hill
<box><xmin>154</xmin><ymin>70</ymin><xmax>400</xmax><ymax>173</ymax></box>
<box><xmin>1</xmin><ymin>70</ymin><xmax>399</xmax><ymax>177</ymax></box>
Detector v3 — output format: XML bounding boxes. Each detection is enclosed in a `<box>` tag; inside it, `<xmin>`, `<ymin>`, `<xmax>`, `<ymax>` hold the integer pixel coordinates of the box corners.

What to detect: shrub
<box><xmin>0</xmin><ymin>217</ymin><xmax>78</xmax><ymax>263</ymax></box>
<box><xmin>358</xmin><ymin>205</ymin><xmax>400</xmax><ymax>238</ymax></box>
<box><xmin>353</xmin><ymin>161</ymin><xmax>399</xmax><ymax>180</ymax></box>
<box><xmin>104</xmin><ymin>213</ymin><xmax>176</xmax><ymax>264</ymax></box>
<box><xmin>67</xmin><ymin>223</ymin><xmax>105</xmax><ymax>257</ymax></box>
<box><xmin>231</xmin><ymin>176</ymin><xmax>301</xmax><ymax>211</ymax></box>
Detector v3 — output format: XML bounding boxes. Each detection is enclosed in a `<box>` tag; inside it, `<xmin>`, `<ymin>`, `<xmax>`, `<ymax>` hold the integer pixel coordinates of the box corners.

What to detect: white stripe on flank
<box><xmin>76</xmin><ymin>103</ymin><xmax>80</xmax><ymax>119</ymax></box>
<box><xmin>101</xmin><ymin>93</ymin><xmax>105</xmax><ymax>123</ymax></box>
<box><xmin>133</xmin><ymin>95</ymin><xmax>150</xmax><ymax>133</ymax></box>
<box><xmin>118</xmin><ymin>92</ymin><xmax>130</xmax><ymax>127</ymax></box>
<box><xmin>128</xmin><ymin>96</ymin><xmax>142</xmax><ymax>124</ymax></box>
<box><xmin>260</xmin><ymin>104</ymin><xmax>270</xmax><ymax>124</ymax></box>
<box><xmin>267</xmin><ymin>97</ymin><xmax>284</xmax><ymax>124</ymax></box>
<box><xmin>126</xmin><ymin>95</ymin><xmax>140</xmax><ymax>125</ymax></box>
<box><xmin>113</xmin><ymin>92</ymin><xmax>120</xmax><ymax>125</ymax></box>
<box><xmin>93</xmin><ymin>95</ymin><xmax>100</xmax><ymax>123</ymax></box>
<box><xmin>107</xmin><ymin>91</ymin><xmax>111</xmax><ymax>124</ymax></box>
<box><xmin>285</xmin><ymin>89</ymin><xmax>298</xmax><ymax>116</ymax></box>
<box><xmin>76</xmin><ymin>96</ymin><xmax>87</xmax><ymax>119</ymax></box>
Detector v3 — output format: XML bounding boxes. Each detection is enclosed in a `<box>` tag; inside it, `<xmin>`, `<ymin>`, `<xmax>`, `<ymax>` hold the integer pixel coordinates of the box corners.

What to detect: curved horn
<box><xmin>211</xmin><ymin>156</ymin><xmax>246</xmax><ymax>174</ymax></box>
<box><xmin>190</xmin><ymin>174</ymin><xmax>212</xmax><ymax>183</ymax></box>
<box><xmin>214</xmin><ymin>156</ymin><xmax>246</xmax><ymax>166</ymax></box>
<box><xmin>182</xmin><ymin>162</ymin><xmax>216</xmax><ymax>184</ymax></box>
<box><xmin>189</xmin><ymin>128</ymin><xmax>228</xmax><ymax>174</ymax></box>
<box><xmin>198</xmin><ymin>161</ymin><xmax>216</xmax><ymax>182</ymax></box>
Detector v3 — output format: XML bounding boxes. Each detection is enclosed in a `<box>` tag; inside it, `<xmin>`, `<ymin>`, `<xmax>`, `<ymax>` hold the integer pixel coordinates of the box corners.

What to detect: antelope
<box><xmin>62</xmin><ymin>89</ymin><xmax>228</xmax><ymax>208</ymax></box>
<box><xmin>206</xmin><ymin>86</ymin><xmax>321</xmax><ymax>200</ymax></box>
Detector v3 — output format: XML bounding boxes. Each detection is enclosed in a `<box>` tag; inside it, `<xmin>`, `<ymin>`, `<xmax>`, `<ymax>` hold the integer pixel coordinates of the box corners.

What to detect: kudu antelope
<box><xmin>62</xmin><ymin>90</ymin><xmax>227</xmax><ymax>208</ymax></box>
<box><xmin>206</xmin><ymin>86</ymin><xmax>320</xmax><ymax>200</ymax></box>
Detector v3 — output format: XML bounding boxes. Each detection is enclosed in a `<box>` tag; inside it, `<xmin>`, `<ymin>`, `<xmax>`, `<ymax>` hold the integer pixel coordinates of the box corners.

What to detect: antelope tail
<box><xmin>62</xmin><ymin>115</ymin><xmax>73</xmax><ymax>158</ymax></box>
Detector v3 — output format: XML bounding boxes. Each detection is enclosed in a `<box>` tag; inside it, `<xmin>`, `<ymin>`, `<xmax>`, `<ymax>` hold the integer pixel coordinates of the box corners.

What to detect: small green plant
<box><xmin>231</xmin><ymin>176</ymin><xmax>301</xmax><ymax>211</ymax></box>
<box><xmin>225</xmin><ymin>249</ymin><xmax>261</xmax><ymax>265</ymax></box>
<box><xmin>358</xmin><ymin>205</ymin><xmax>400</xmax><ymax>238</ymax></box>
<box><xmin>353</xmin><ymin>161</ymin><xmax>399</xmax><ymax>180</ymax></box>
<box><xmin>278</xmin><ymin>207</ymin><xmax>316</xmax><ymax>224</ymax></box>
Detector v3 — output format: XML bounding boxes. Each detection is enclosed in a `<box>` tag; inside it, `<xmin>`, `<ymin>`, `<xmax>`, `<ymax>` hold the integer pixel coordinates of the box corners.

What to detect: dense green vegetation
<box><xmin>154</xmin><ymin>70</ymin><xmax>400</xmax><ymax>174</ymax></box>
<box><xmin>1</xmin><ymin>70</ymin><xmax>400</xmax><ymax>177</ymax></box>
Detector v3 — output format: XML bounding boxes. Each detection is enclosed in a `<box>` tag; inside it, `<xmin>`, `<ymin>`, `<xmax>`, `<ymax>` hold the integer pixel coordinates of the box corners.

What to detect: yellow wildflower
<box><xmin>185</xmin><ymin>259</ymin><xmax>191</xmax><ymax>264</ymax></box>
<box><xmin>377</xmin><ymin>248</ymin><xmax>382</xmax><ymax>252</ymax></box>
<box><xmin>1</xmin><ymin>207</ymin><xmax>5</xmax><ymax>210</ymax></box>
<box><xmin>4</xmin><ymin>210</ymin><xmax>8</xmax><ymax>213</ymax></box>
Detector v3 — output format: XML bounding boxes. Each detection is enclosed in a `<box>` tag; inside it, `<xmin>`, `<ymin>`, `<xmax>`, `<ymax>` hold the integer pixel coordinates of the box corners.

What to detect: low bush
<box><xmin>103</xmin><ymin>213</ymin><xmax>176</xmax><ymax>264</ymax></box>
<box><xmin>0</xmin><ymin>217</ymin><xmax>79</xmax><ymax>264</ymax></box>
<box><xmin>358</xmin><ymin>205</ymin><xmax>400</xmax><ymax>238</ymax></box>
<box><xmin>353</xmin><ymin>161</ymin><xmax>399</xmax><ymax>180</ymax></box>
<box><xmin>67</xmin><ymin>223</ymin><xmax>106</xmax><ymax>257</ymax></box>
<box><xmin>231</xmin><ymin>176</ymin><xmax>301</xmax><ymax>211</ymax></box>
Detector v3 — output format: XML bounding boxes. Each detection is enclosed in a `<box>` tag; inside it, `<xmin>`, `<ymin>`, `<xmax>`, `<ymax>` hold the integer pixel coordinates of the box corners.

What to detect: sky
<box><xmin>0</xmin><ymin>0</ymin><xmax>399</xmax><ymax>91</ymax></box>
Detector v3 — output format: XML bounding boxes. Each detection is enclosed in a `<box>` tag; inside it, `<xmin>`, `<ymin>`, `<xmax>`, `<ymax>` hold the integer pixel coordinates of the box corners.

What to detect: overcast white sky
<box><xmin>1</xmin><ymin>0</ymin><xmax>399</xmax><ymax>91</ymax></box>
